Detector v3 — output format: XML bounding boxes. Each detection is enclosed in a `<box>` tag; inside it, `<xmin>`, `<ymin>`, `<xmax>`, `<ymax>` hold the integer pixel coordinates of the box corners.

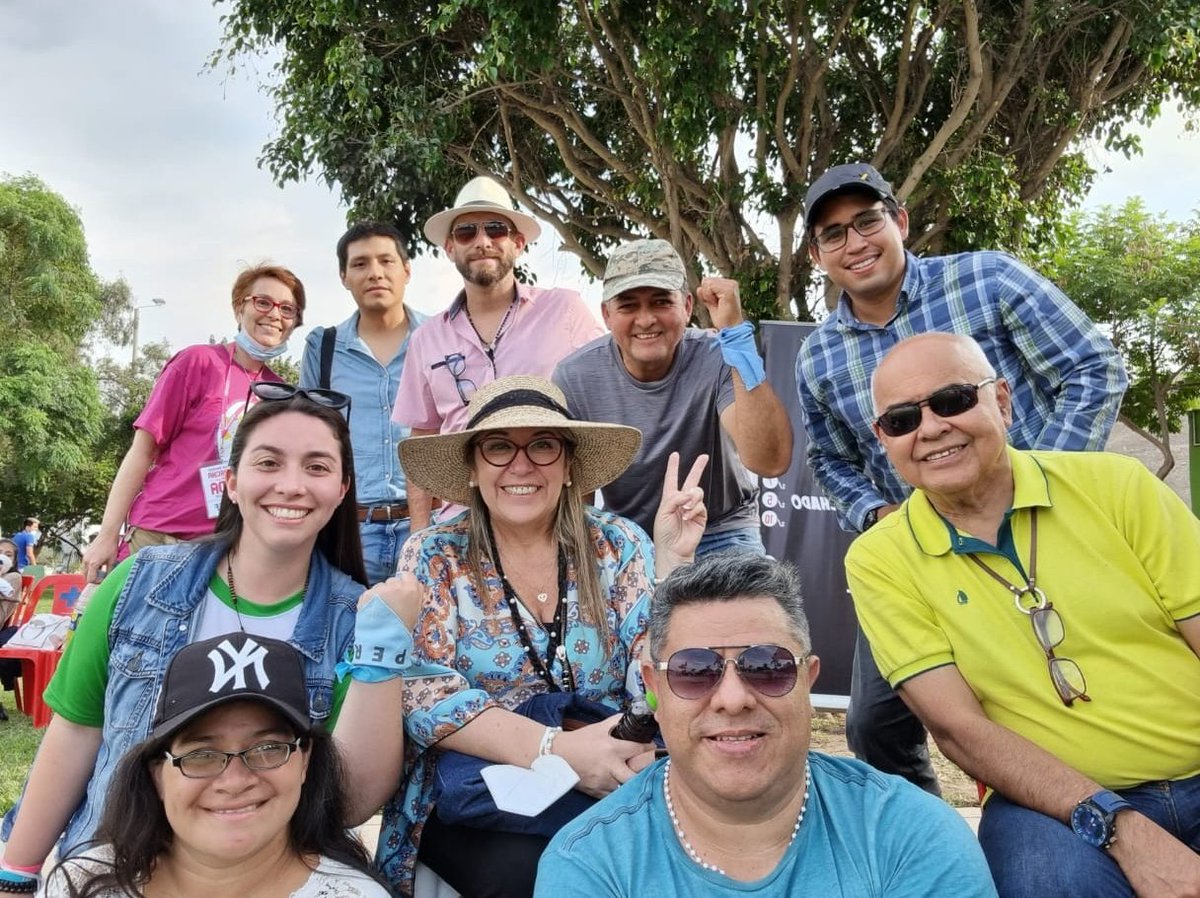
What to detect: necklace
<box><xmin>663</xmin><ymin>758</ymin><xmax>810</xmax><ymax>877</ymax></box>
<box><xmin>225</xmin><ymin>555</ymin><xmax>309</xmax><ymax>635</ymax></box>
<box><xmin>463</xmin><ymin>293</ymin><xmax>519</xmax><ymax>369</ymax></box>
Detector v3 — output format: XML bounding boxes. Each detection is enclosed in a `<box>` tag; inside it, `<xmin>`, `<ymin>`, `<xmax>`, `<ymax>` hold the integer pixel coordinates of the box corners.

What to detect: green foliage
<box><xmin>0</xmin><ymin>710</ymin><xmax>40</xmax><ymax>814</ymax></box>
<box><xmin>1043</xmin><ymin>199</ymin><xmax>1200</xmax><ymax>475</ymax></box>
<box><xmin>214</xmin><ymin>0</ymin><xmax>1200</xmax><ymax>320</ymax></box>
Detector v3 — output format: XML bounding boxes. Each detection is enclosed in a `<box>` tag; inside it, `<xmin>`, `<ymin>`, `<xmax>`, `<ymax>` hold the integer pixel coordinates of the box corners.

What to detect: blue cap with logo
<box><xmin>804</xmin><ymin>163</ymin><xmax>896</xmax><ymax>230</ymax></box>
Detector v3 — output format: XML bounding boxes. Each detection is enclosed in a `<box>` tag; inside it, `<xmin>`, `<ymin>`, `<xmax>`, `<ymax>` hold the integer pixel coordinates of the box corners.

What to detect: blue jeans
<box><xmin>696</xmin><ymin>524</ymin><xmax>765</xmax><ymax>558</ymax></box>
<box><xmin>979</xmin><ymin>774</ymin><xmax>1200</xmax><ymax>897</ymax></box>
<box><xmin>359</xmin><ymin>518</ymin><xmax>411</xmax><ymax>585</ymax></box>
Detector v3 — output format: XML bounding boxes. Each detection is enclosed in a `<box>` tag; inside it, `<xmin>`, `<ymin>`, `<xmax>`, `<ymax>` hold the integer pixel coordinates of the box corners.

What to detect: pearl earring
<box><xmin>468</xmin><ymin>479</ymin><xmax>476</xmax><ymax>488</ymax></box>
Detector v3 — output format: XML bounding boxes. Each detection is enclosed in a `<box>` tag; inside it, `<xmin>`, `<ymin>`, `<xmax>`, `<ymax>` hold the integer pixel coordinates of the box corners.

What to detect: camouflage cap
<box><xmin>602</xmin><ymin>239</ymin><xmax>688</xmax><ymax>302</ymax></box>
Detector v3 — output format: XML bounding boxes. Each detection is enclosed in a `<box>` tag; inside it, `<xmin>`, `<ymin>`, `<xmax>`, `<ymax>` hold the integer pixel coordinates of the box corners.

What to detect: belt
<box><xmin>357</xmin><ymin>503</ymin><xmax>410</xmax><ymax>523</ymax></box>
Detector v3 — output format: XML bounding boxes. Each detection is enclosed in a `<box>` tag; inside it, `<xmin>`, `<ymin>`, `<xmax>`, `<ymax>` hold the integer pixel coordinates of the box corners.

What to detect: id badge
<box><xmin>199</xmin><ymin>461</ymin><xmax>229</xmax><ymax>519</ymax></box>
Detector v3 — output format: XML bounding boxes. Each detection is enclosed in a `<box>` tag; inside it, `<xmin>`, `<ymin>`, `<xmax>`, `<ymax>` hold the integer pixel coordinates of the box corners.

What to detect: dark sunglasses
<box><xmin>250</xmin><ymin>382</ymin><xmax>352</xmax><ymax>414</ymax></box>
<box><xmin>875</xmin><ymin>377</ymin><xmax>996</xmax><ymax>437</ymax></box>
<box><xmin>654</xmin><ymin>644</ymin><xmax>805</xmax><ymax>700</ymax></box>
<box><xmin>451</xmin><ymin>220</ymin><xmax>515</xmax><ymax>245</ymax></box>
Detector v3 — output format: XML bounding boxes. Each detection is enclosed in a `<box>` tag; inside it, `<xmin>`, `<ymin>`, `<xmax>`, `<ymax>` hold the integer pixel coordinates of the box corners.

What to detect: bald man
<box><xmin>846</xmin><ymin>332</ymin><xmax>1200</xmax><ymax>898</ymax></box>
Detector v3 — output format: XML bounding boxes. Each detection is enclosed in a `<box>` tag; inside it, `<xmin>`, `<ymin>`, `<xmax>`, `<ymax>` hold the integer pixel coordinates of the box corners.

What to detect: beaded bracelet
<box><xmin>716</xmin><ymin>320</ymin><xmax>767</xmax><ymax>391</ymax></box>
<box><xmin>538</xmin><ymin>725</ymin><xmax>563</xmax><ymax>758</ymax></box>
<box><xmin>334</xmin><ymin>594</ymin><xmax>415</xmax><ymax>684</ymax></box>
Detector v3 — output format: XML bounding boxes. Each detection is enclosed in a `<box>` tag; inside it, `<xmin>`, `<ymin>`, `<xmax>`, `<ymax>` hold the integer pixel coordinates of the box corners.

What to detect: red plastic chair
<box><xmin>0</xmin><ymin>574</ymin><xmax>82</xmax><ymax>727</ymax></box>
<box><xmin>31</xmin><ymin>574</ymin><xmax>87</xmax><ymax>616</ymax></box>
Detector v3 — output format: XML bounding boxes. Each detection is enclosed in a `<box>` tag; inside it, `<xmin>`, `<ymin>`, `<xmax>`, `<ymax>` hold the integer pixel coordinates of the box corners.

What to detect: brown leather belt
<box><xmin>357</xmin><ymin>503</ymin><xmax>409</xmax><ymax>523</ymax></box>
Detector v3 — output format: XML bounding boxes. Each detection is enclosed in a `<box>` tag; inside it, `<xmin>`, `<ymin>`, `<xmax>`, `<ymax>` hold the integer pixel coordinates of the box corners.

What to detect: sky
<box><xmin>2</xmin><ymin>0</ymin><xmax>1198</xmax><ymax>366</ymax></box>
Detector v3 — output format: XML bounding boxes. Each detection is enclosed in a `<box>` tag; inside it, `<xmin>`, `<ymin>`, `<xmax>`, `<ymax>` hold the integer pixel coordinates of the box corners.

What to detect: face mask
<box><xmin>235</xmin><ymin>329</ymin><xmax>289</xmax><ymax>362</ymax></box>
<box><xmin>0</xmin><ymin>554</ymin><xmax>12</xmax><ymax>574</ymax></box>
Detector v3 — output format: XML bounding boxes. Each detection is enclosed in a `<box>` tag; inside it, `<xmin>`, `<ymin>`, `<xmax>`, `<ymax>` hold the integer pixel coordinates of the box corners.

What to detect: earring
<box><xmin>468</xmin><ymin>479</ymin><xmax>476</xmax><ymax>488</ymax></box>
<box><xmin>565</xmin><ymin>479</ymin><xmax>573</xmax><ymax>487</ymax></box>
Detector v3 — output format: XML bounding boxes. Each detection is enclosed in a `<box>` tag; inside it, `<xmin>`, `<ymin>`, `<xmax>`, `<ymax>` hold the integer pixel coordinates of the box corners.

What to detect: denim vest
<box><xmin>58</xmin><ymin>540</ymin><xmax>361</xmax><ymax>855</ymax></box>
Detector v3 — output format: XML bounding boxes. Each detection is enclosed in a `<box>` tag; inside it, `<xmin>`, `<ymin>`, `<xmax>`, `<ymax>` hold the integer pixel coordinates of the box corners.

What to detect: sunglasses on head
<box><xmin>875</xmin><ymin>377</ymin><xmax>996</xmax><ymax>437</ymax></box>
<box><xmin>654</xmin><ymin>644</ymin><xmax>805</xmax><ymax>700</ymax></box>
<box><xmin>451</xmin><ymin>220</ymin><xmax>516</xmax><ymax>245</ymax></box>
<box><xmin>250</xmin><ymin>382</ymin><xmax>352</xmax><ymax>414</ymax></box>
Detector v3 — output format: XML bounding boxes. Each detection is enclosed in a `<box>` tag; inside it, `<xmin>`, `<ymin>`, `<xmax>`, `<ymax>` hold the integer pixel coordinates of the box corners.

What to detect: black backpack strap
<box><xmin>319</xmin><ymin>326</ymin><xmax>337</xmax><ymax>390</ymax></box>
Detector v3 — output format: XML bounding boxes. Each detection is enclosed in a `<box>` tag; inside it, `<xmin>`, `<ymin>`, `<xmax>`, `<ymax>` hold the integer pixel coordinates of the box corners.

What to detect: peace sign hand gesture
<box><xmin>652</xmin><ymin>451</ymin><xmax>708</xmax><ymax>578</ymax></box>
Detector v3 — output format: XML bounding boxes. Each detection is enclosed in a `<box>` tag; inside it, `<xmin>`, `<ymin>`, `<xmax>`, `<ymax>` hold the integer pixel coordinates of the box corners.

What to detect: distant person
<box><xmin>0</xmin><ymin>536</ymin><xmax>21</xmax><ymax>722</ymax></box>
<box><xmin>81</xmin><ymin>266</ymin><xmax>307</xmax><ymax>583</ymax></box>
<box><xmin>301</xmin><ymin>222</ymin><xmax>428</xmax><ymax>584</ymax></box>
<box><xmin>847</xmin><ymin>333</ymin><xmax>1200</xmax><ymax>897</ymax></box>
<box><xmin>12</xmin><ymin>517</ymin><xmax>39</xmax><ymax>569</ymax></box>
<box><xmin>42</xmin><ymin>632</ymin><xmax>391</xmax><ymax>898</ymax></box>
<box><xmin>393</xmin><ymin>176</ymin><xmax>603</xmax><ymax>529</ymax></box>
<box><xmin>795</xmin><ymin>162</ymin><xmax>1127</xmax><ymax>793</ymax></box>
<box><xmin>554</xmin><ymin>239</ymin><xmax>792</xmax><ymax>555</ymax></box>
<box><xmin>536</xmin><ymin>554</ymin><xmax>997</xmax><ymax>896</ymax></box>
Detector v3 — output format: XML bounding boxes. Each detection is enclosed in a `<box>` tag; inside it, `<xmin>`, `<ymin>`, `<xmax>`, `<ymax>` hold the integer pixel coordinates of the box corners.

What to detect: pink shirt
<box><xmin>393</xmin><ymin>284</ymin><xmax>603</xmax><ymax>434</ymax></box>
<box><xmin>128</xmin><ymin>343</ymin><xmax>282</xmax><ymax>538</ymax></box>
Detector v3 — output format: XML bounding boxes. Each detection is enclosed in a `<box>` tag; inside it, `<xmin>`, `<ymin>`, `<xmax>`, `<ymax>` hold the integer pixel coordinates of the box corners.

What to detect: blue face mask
<box><xmin>235</xmin><ymin>329</ymin><xmax>289</xmax><ymax>362</ymax></box>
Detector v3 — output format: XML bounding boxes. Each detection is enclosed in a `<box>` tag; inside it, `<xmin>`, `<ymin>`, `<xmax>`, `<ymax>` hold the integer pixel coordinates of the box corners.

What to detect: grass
<box><xmin>0</xmin><ymin>708</ymin><xmax>40</xmax><ymax>814</ymax></box>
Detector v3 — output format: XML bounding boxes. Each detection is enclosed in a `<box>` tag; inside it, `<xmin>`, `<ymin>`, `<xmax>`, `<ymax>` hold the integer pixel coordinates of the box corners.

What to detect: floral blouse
<box><xmin>374</xmin><ymin>507</ymin><xmax>654</xmax><ymax>894</ymax></box>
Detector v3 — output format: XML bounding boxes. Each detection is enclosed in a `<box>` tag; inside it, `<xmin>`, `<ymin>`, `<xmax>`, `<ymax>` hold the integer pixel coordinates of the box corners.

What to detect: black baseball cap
<box><xmin>804</xmin><ymin>163</ymin><xmax>897</xmax><ymax>230</ymax></box>
<box><xmin>149</xmin><ymin>632</ymin><xmax>312</xmax><ymax>742</ymax></box>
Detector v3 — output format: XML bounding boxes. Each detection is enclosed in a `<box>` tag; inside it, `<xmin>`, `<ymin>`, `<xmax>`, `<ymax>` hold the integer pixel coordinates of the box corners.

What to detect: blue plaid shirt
<box><xmin>796</xmin><ymin>250</ymin><xmax>1127</xmax><ymax>532</ymax></box>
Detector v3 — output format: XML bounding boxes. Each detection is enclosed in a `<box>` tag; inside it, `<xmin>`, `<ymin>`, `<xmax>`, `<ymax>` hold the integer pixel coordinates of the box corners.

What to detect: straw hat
<box><xmin>423</xmin><ymin>176</ymin><xmax>543</xmax><ymax>246</ymax></box>
<box><xmin>399</xmin><ymin>376</ymin><xmax>642</xmax><ymax>506</ymax></box>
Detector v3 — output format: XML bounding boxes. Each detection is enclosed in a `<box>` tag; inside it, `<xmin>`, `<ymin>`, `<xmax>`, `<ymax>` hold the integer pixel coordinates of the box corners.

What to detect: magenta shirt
<box><xmin>128</xmin><ymin>343</ymin><xmax>282</xmax><ymax>538</ymax></box>
<box><xmin>393</xmin><ymin>284</ymin><xmax>603</xmax><ymax>434</ymax></box>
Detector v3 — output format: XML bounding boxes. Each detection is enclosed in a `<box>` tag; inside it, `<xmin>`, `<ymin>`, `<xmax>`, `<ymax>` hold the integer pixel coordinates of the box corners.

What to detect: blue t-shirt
<box><xmin>12</xmin><ymin>530</ymin><xmax>36</xmax><ymax>569</ymax></box>
<box><xmin>536</xmin><ymin>753</ymin><xmax>997</xmax><ymax>897</ymax></box>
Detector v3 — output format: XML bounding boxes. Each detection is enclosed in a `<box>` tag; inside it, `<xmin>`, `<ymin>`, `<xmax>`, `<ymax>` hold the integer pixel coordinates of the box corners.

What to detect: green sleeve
<box><xmin>43</xmin><ymin>559</ymin><xmax>134</xmax><ymax>726</ymax></box>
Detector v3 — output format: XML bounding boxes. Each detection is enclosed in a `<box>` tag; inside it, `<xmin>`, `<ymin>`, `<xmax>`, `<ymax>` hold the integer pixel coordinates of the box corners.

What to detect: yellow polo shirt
<box><xmin>846</xmin><ymin>448</ymin><xmax>1200</xmax><ymax>789</ymax></box>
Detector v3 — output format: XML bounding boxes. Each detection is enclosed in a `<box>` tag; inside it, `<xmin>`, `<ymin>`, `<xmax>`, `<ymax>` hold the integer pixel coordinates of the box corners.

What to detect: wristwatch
<box><xmin>861</xmin><ymin>507</ymin><xmax>881</xmax><ymax>531</ymax></box>
<box><xmin>1071</xmin><ymin>790</ymin><xmax>1133</xmax><ymax>849</ymax></box>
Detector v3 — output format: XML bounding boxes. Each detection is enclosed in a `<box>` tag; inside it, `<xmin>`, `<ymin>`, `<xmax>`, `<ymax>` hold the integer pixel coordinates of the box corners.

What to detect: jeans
<box><xmin>846</xmin><ymin>627</ymin><xmax>941</xmax><ymax>795</ymax></box>
<box><xmin>696</xmin><ymin>524</ymin><xmax>766</xmax><ymax>558</ymax></box>
<box><xmin>359</xmin><ymin>518</ymin><xmax>411</xmax><ymax>586</ymax></box>
<box><xmin>979</xmin><ymin>774</ymin><xmax>1200</xmax><ymax>897</ymax></box>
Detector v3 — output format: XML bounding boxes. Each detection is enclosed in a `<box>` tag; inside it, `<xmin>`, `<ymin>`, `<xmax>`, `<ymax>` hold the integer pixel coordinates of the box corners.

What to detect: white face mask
<box><xmin>0</xmin><ymin>554</ymin><xmax>12</xmax><ymax>574</ymax></box>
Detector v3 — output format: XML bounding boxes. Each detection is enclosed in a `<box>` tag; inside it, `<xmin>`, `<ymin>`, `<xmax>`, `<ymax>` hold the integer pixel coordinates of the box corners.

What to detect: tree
<box><xmin>1042</xmin><ymin>199</ymin><xmax>1200</xmax><ymax>478</ymax></box>
<box><xmin>214</xmin><ymin>0</ymin><xmax>1200</xmax><ymax>320</ymax></box>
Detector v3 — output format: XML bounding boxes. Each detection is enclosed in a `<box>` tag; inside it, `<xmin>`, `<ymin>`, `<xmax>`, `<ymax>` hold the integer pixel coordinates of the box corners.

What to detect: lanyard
<box><xmin>964</xmin><ymin>509</ymin><xmax>1047</xmax><ymax>613</ymax></box>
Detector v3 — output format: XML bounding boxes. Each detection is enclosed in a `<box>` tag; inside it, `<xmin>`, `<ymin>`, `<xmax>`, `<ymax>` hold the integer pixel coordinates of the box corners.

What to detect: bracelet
<box><xmin>716</xmin><ymin>320</ymin><xmax>767</xmax><ymax>391</ymax></box>
<box><xmin>0</xmin><ymin>870</ymin><xmax>38</xmax><ymax>895</ymax></box>
<box><xmin>334</xmin><ymin>594</ymin><xmax>416</xmax><ymax>683</ymax></box>
<box><xmin>538</xmin><ymin>725</ymin><xmax>563</xmax><ymax>758</ymax></box>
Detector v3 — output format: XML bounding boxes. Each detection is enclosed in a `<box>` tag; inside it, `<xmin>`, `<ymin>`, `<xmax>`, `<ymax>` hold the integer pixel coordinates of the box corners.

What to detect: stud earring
<box><xmin>468</xmin><ymin>479</ymin><xmax>476</xmax><ymax>488</ymax></box>
<box><xmin>565</xmin><ymin>479</ymin><xmax>573</xmax><ymax>487</ymax></box>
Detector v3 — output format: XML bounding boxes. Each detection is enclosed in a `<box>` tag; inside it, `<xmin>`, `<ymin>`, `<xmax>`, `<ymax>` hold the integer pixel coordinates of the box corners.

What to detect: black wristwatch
<box><xmin>1071</xmin><ymin>789</ymin><xmax>1133</xmax><ymax>849</ymax></box>
<box><xmin>861</xmin><ymin>506</ymin><xmax>881</xmax><ymax>531</ymax></box>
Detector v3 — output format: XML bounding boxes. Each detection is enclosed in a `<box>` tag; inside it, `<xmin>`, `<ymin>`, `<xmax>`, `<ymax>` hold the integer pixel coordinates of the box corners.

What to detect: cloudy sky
<box><xmin>2</xmin><ymin>0</ymin><xmax>1197</xmax><ymax>366</ymax></box>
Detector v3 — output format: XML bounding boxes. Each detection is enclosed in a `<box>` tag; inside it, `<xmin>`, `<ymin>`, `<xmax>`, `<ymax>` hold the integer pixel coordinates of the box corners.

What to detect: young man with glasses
<box><xmin>535</xmin><ymin>553</ymin><xmax>996</xmax><ymax>897</ymax></box>
<box><xmin>393</xmin><ymin>176</ymin><xmax>602</xmax><ymax>529</ymax></box>
<box><xmin>299</xmin><ymin>222</ymin><xmax>428</xmax><ymax>584</ymax></box>
<box><xmin>795</xmin><ymin>162</ymin><xmax>1127</xmax><ymax>795</ymax></box>
<box><xmin>847</xmin><ymin>333</ymin><xmax>1200</xmax><ymax>898</ymax></box>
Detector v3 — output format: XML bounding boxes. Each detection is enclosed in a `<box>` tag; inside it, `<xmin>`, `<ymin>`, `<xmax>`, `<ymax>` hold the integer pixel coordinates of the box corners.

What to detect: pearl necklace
<box><xmin>662</xmin><ymin>758</ymin><xmax>811</xmax><ymax>878</ymax></box>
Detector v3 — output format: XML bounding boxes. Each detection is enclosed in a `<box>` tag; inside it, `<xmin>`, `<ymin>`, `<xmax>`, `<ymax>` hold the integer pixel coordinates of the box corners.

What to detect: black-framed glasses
<box><xmin>163</xmin><ymin>738</ymin><xmax>305</xmax><ymax>779</ymax></box>
<box><xmin>242</xmin><ymin>294</ymin><xmax>299</xmax><ymax>321</ymax></box>
<box><xmin>431</xmin><ymin>353</ymin><xmax>478</xmax><ymax>406</ymax></box>
<box><xmin>474</xmin><ymin>434</ymin><xmax>567</xmax><ymax>468</ymax></box>
<box><xmin>654</xmin><ymin>644</ymin><xmax>805</xmax><ymax>700</ymax></box>
<box><xmin>1028</xmin><ymin>602</ymin><xmax>1090</xmax><ymax>707</ymax></box>
<box><xmin>811</xmin><ymin>205</ymin><xmax>892</xmax><ymax>252</ymax></box>
<box><xmin>875</xmin><ymin>378</ymin><xmax>996</xmax><ymax>437</ymax></box>
<box><xmin>451</xmin><ymin>220</ymin><xmax>515</xmax><ymax>245</ymax></box>
<box><xmin>250</xmin><ymin>382</ymin><xmax>352</xmax><ymax>416</ymax></box>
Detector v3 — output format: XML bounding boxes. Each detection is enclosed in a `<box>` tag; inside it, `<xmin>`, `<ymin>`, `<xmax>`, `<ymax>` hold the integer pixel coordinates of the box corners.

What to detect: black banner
<box><xmin>759</xmin><ymin>322</ymin><xmax>857</xmax><ymax>704</ymax></box>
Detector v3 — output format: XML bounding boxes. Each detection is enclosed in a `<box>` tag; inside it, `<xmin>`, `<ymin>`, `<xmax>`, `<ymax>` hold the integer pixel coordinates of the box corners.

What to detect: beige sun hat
<box><xmin>423</xmin><ymin>176</ymin><xmax>543</xmax><ymax>246</ymax></box>
<box><xmin>399</xmin><ymin>375</ymin><xmax>642</xmax><ymax>506</ymax></box>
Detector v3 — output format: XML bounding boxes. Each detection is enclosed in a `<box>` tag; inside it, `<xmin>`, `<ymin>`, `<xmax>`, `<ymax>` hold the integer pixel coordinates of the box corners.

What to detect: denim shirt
<box><xmin>58</xmin><ymin>540</ymin><xmax>361</xmax><ymax>856</ymax></box>
<box><xmin>300</xmin><ymin>308</ymin><xmax>427</xmax><ymax>505</ymax></box>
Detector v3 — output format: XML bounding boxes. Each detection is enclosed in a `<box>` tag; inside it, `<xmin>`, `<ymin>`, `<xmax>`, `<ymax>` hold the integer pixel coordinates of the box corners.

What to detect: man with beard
<box><xmin>393</xmin><ymin>176</ymin><xmax>602</xmax><ymax>529</ymax></box>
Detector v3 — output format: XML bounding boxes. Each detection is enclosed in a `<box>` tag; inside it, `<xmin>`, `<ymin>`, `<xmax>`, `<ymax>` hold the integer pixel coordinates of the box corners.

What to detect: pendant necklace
<box><xmin>463</xmin><ymin>293</ymin><xmax>519</xmax><ymax>370</ymax></box>
<box><xmin>225</xmin><ymin>555</ymin><xmax>310</xmax><ymax>635</ymax></box>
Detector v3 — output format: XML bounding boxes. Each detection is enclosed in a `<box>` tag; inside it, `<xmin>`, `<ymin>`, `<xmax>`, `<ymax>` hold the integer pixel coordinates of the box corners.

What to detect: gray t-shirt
<box><xmin>553</xmin><ymin>330</ymin><xmax>758</xmax><ymax>537</ymax></box>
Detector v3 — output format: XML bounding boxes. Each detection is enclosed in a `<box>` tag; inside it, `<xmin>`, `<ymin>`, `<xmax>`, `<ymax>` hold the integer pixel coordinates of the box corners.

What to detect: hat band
<box><xmin>467</xmin><ymin>390</ymin><xmax>574</xmax><ymax>429</ymax></box>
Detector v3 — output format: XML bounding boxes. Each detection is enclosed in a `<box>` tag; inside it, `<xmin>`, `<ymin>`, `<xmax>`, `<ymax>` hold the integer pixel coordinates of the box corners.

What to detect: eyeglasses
<box><xmin>451</xmin><ymin>220</ymin><xmax>516</xmax><ymax>245</ymax></box>
<box><xmin>811</xmin><ymin>206</ymin><xmax>892</xmax><ymax>252</ymax></box>
<box><xmin>163</xmin><ymin>738</ymin><xmax>304</xmax><ymax>779</ymax></box>
<box><xmin>875</xmin><ymin>378</ymin><xmax>996</xmax><ymax>437</ymax></box>
<box><xmin>654</xmin><ymin>644</ymin><xmax>805</xmax><ymax>700</ymax></box>
<box><xmin>242</xmin><ymin>294</ymin><xmax>299</xmax><ymax>321</ymax></box>
<box><xmin>474</xmin><ymin>434</ymin><xmax>567</xmax><ymax>468</ymax></box>
<box><xmin>1028</xmin><ymin>602</ymin><xmax>1090</xmax><ymax>707</ymax></box>
<box><xmin>250</xmin><ymin>382</ymin><xmax>352</xmax><ymax>415</ymax></box>
<box><xmin>431</xmin><ymin>353</ymin><xmax>478</xmax><ymax>406</ymax></box>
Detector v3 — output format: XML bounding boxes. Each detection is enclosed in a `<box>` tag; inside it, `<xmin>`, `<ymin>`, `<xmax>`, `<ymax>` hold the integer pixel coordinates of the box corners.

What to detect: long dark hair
<box><xmin>212</xmin><ymin>395</ymin><xmax>367</xmax><ymax>585</ymax></box>
<box><xmin>48</xmin><ymin>723</ymin><xmax>388</xmax><ymax>898</ymax></box>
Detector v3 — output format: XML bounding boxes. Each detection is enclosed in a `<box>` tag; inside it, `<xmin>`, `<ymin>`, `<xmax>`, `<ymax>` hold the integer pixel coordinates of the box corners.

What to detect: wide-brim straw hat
<box><xmin>399</xmin><ymin>375</ymin><xmax>642</xmax><ymax>506</ymax></box>
<box><xmin>423</xmin><ymin>176</ymin><xmax>543</xmax><ymax>246</ymax></box>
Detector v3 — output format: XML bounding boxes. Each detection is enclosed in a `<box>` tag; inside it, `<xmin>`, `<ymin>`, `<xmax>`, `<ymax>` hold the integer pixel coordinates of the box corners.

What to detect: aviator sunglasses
<box><xmin>451</xmin><ymin>220</ymin><xmax>516</xmax><ymax>245</ymax></box>
<box><xmin>654</xmin><ymin>644</ymin><xmax>806</xmax><ymax>700</ymax></box>
<box><xmin>875</xmin><ymin>377</ymin><xmax>997</xmax><ymax>437</ymax></box>
<box><xmin>250</xmin><ymin>382</ymin><xmax>352</xmax><ymax>415</ymax></box>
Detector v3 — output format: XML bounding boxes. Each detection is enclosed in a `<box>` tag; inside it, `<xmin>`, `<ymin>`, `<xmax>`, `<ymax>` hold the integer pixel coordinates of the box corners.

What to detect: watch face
<box><xmin>1071</xmin><ymin>804</ymin><xmax>1108</xmax><ymax>848</ymax></box>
